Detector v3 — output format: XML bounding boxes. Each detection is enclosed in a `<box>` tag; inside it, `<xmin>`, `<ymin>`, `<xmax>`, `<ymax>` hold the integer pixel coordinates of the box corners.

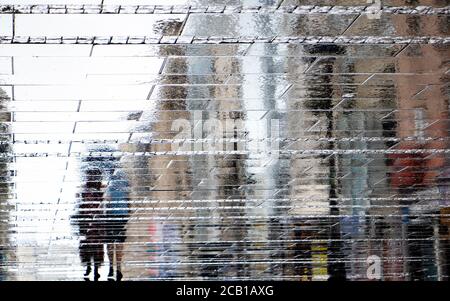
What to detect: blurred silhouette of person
<box><xmin>104</xmin><ymin>170</ymin><xmax>130</xmax><ymax>281</ymax></box>
<box><xmin>75</xmin><ymin>168</ymin><xmax>105</xmax><ymax>281</ymax></box>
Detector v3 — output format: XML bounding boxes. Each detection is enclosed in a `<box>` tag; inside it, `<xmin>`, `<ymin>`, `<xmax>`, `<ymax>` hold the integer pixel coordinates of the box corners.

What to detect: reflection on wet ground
<box><xmin>0</xmin><ymin>0</ymin><xmax>449</xmax><ymax>281</ymax></box>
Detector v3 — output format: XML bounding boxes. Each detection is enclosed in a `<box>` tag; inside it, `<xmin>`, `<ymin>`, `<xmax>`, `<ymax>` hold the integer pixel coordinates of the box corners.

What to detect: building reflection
<box><xmin>73</xmin><ymin>152</ymin><xmax>130</xmax><ymax>281</ymax></box>
<box><xmin>15</xmin><ymin>3</ymin><xmax>444</xmax><ymax>281</ymax></box>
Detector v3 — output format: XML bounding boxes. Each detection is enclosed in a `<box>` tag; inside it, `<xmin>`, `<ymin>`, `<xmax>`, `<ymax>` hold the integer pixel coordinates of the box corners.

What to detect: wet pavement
<box><xmin>0</xmin><ymin>0</ymin><xmax>449</xmax><ymax>281</ymax></box>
